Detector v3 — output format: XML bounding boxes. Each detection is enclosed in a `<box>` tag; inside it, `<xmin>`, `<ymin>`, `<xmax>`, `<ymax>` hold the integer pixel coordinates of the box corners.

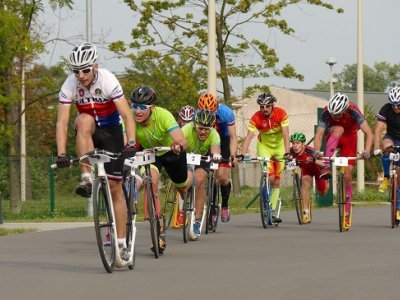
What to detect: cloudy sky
<box><xmin>39</xmin><ymin>0</ymin><xmax>399</xmax><ymax>96</ymax></box>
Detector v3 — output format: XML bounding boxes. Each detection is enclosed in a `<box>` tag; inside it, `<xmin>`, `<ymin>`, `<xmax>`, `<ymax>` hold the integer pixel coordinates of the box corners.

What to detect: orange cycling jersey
<box><xmin>247</xmin><ymin>107</ymin><xmax>289</xmax><ymax>148</ymax></box>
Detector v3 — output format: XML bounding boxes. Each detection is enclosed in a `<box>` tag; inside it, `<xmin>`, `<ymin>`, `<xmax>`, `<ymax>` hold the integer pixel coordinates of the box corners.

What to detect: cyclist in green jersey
<box><xmin>182</xmin><ymin>109</ymin><xmax>221</xmax><ymax>240</ymax></box>
<box><xmin>129</xmin><ymin>86</ymin><xmax>189</xmax><ymax>252</ymax></box>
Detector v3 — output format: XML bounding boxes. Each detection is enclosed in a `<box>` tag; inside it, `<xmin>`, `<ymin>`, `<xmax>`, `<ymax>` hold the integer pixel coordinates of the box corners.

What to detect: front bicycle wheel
<box><xmin>93</xmin><ymin>178</ymin><xmax>115</xmax><ymax>273</ymax></box>
<box><xmin>183</xmin><ymin>188</ymin><xmax>194</xmax><ymax>243</ymax></box>
<box><xmin>389</xmin><ymin>175</ymin><xmax>398</xmax><ymax>228</ymax></box>
<box><xmin>293</xmin><ymin>173</ymin><xmax>303</xmax><ymax>225</ymax></box>
<box><xmin>163</xmin><ymin>180</ymin><xmax>176</xmax><ymax>229</ymax></box>
<box><xmin>206</xmin><ymin>174</ymin><xmax>219</xmax><ymax>234</ymax></box>
<box><xmin>259</xmin><ymin>176</ymin><xmax>272</xmax><ymax>229</ymax></box>
<box><xmin>124</xmin><ymin>176</ymin><xmax>137</xmax><ymax>269</ymax></box>
<box><xmin>337</xmin><ymin>173</ymin><xmax>346</xmax><ymax>232</ymax></box>
<box><xmin>145</xmin><ymin>178</ymin><xmax>159</xmax><ymax>258</ymax></box>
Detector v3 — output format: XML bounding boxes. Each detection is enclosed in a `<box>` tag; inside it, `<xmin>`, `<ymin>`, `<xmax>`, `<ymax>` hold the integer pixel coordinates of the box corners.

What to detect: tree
<box><xmin>313</xmin><ymin>62</ymin><xmax>400</xmax><ymax>92</ymax></box>
<box><xmin>114</xmin><ymin>0</ymin><xmax>342</xmax><ymax>103</ymax></box>
<box><xmin>0</xmin><ymin>1</ymin><xmax>73</xmax><ymax>212</ymax></box>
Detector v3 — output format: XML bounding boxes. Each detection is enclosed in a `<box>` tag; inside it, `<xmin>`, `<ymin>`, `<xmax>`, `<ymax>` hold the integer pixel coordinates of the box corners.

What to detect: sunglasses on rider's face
<box><xmin>195</xmin><ymin>124</ymin><xmax>212</xmax><ymax>133</ymax></box>
<box><xmin>392</xmin><ymin>104</ymin><xmax>400</xmax><ymax>109</ymax></box>
<box><xmin>259</xmin><ymin>105</ymin><xmax>273</xmax><ymax>110</ymax></box>
<box><xmin>132</xmin><ymin>103</ymin><xmax>152</xmax><ymax>111</ymax></box>
<box><xmin>73</xmin><ymin>67</ymin><xmax>93</xmax><ymax>75</ymax></box>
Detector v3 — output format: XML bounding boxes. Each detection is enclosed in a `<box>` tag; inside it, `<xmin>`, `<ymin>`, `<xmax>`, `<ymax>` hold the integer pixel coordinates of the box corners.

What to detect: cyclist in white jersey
<box><xmin>55</xmin><ymin>42</ymin><xmax>137</xmax><ymax>260</ymax></box>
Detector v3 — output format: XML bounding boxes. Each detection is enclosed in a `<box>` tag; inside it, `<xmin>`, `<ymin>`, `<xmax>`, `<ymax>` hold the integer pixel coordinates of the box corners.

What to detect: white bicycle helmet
<box><xmin>69</xmin><ymin>42</ymin><xmax>98</xmax><ymax>69</ymax></box>
<box><xmin>179</xmin><ymin>105</ymin><xmax>195</xmax><ymax>122</ymax></box>
<box><xmin>388</xmin><ymin>87</ymin><xmax>400</xmax><ymax>105</ymax></box>
<box><xmin>328</xmin><ymin>92</ymin><xmax>349</xmax><ymax>115</ymax></box>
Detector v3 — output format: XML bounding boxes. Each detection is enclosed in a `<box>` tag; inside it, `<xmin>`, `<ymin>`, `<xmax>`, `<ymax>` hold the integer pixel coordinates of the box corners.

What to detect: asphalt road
<box><xmin>0</xmin><ymin>205</ymin><xmax>399</xmax><ymax>300</ymax></box>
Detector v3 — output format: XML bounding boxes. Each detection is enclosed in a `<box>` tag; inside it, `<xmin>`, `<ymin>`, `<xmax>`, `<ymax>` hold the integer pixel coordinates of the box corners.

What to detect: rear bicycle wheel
<box><xmin>293</xmin><ymin>172</ymin><xmax>303</xmax><ymax>225</ymax></box>
<box><xmin>389</xmin><ymin>175</ymin><xmax>398</xmax><ymax>228</ymax></box>
<box><xmin>183</xmin><ymin>188</ymin><xmax>194</xmax><ymax>243</ymax></box>
<box><xmin>337</xmin><ymin>173</ymin><xmax>346</xmax><ymax>232</ymax></box>
<box><xmin>259</xmin><ymin>176</ymin><xmax>271</xmax><ymax>229</ymax></box>
<box><xmin>93</xmin><ymin>178</ymin><xmax>115</xmax><ymax>273</ymax></box>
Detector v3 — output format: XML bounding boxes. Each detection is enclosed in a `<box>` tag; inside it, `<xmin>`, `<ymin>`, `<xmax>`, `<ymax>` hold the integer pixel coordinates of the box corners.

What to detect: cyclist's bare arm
<box><xmin>373</xmin><ymin>120</ymin><xmax>386</xmax><ymax>151</ymax></box>
<box><xmin>360</xmin><ymin>121</ymin><xmax>374</xmax><ymax>153</ymax></box>
<box><xmin>241</xmin><ymin>130</ymin><xmax>255</xmax><ymax>155</ymax></box>
<box><xmin>115</xmin><ymin>96</ymin><xmax>136</xmax><ymax>143</ymax></box>
<box><xmin>313</xmin><ymin>126</ymin><xmax>325</xmax><ymax>152</ymax></box>
<box><xmin>282</xmin><ymin>125</ymin><xmax>290</xmax><ymax>154</ymax></box>
<box><xmin>56</xmin><ymin>104</ymin><xmax>71</xmax><ymax>156</ymax></box>
<box><xmin>228</xmin><ymin>124</ymin><xmax>238</xmax><ymax>156</ymax></box>
<box><xmin>169</xmin><ymin>127</ymin><xmax>188</xmax><ymax>151</ymax></box>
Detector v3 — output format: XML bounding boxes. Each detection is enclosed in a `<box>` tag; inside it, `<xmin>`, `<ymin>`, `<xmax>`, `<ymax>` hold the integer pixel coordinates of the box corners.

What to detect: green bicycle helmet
<box><xmin>194</xmin><ymin>109</ymin><xmax>216</xmax><ymax>127</ymax></box>
<box><xmin>290</xmin><ymin>132</ymin><xmax>306</xmax><ymax>143</ymax></box>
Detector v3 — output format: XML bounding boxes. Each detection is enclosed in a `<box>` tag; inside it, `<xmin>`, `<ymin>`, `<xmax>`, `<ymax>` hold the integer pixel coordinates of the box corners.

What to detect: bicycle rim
<box><xmin>259</xmin><ymin>177</ymin><xmax>270</xmax><ymax>229</ymax></box>
<box><xmin>205</xmin><ymin>175</ymin><xmax>215</xmax><ymax>234</ymax></box>
<box><xmin>126</xmin><ymin>177</ymin><xmax>137</xmax><ymax>269</ymax></box>
<box><xmin>183</xmin><ymin>188</ymin><xmax>193</xmax><ymax>243</ymax></box>
<box><xmin>212</xmin><ymin>183</ymin><xmax>220</xmax><ymax>233</ymax></box>
<box><xmin>146</xmin><ymin>179</ymin><xmax>159</xmax><ymax>258</ymax></box>
<box><xmin>93</xmin><ymin>178</ymin><xmax>115</xmax><ymax>273</ymax></box>
<box><xmin>293</xmin><ymin>173</ymin><xmax>303</xmax><ymax>225</ymax></box>
<box><xmin>337</xmin><ymin>174</ymin><xmax>346</xmax><ymax>232</ymax></box>
<box><xmin>390</xmin><ymin>176</ymin><xmax>397</xmax><ymax>228</ymax></box>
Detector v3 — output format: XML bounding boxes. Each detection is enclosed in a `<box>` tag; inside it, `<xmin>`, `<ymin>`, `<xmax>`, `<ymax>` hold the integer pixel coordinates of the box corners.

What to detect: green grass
<box><xmin>0</xmin><ymin>184</ymin><xmax>388</xmax><ymax>223</ymax></box>
<box><xmin>0</xmin><ymin>228</ymin><xmax>38</xmax><ymax>236</ymax></box>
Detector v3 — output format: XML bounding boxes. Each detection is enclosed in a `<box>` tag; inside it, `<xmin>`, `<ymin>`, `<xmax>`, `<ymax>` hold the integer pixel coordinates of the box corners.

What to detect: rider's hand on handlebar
<box><xmin>212</xmin><ymin>153</ymin><xmax>222</xmax><ymax>163</ymax></box>
<box><xmin>360</xmin><ymin>150</ymin><xmax>370</xmax><ymax>159</ymax></box>
<box><xmin>284</xmin><ymin>152</ymin><xmax>293</xmax><ymax>161</ymax></box>
<box><xmin>313</xmin><ymin>151</ymin><xmax>324</xmax><ymax>160</ymax></box>
<box><xmin>121</xmin><ymin>144</ymin><xmax>140</xmax><ymax>159</ymax></box>
<box><xmin>56</xmin><ymin>154</ymin><xmax>72</xmax><ymax>168</ymax></box>
<box><xmin>171</xmin><ymin>142</ymin><xmax>182</xmax><ymax>155</ymax></box>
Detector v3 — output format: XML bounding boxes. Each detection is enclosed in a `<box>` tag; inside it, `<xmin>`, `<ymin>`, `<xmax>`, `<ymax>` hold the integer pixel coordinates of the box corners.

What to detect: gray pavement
<box><xmin>0</xmin><ymin>206</ymin><xmax>399</xmax><ymax>300</ymax></box>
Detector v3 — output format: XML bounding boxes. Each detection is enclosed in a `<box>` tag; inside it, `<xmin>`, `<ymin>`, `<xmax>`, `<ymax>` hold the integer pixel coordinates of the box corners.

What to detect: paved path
<box><xmin>0</xmin><ymin>206</ymin><xmax>399</xmax><ymax>300</ymax></box>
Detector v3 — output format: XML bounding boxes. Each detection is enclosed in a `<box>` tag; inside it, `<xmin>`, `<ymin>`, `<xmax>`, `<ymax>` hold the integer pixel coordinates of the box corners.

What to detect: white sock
<box><xmin>118</xmin><ymin>238</ymin><xmax>126</xmax><ymax>248</ymax></box>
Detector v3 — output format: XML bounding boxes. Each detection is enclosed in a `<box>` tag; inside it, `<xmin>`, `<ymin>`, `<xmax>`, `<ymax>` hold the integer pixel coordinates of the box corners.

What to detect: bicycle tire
<box><xmin>337</xmin><ymin>173</ymin><xmax>346</xmax><ymax>232</ymax></box>
<box><xmin>93</xmin><ymin>178</ymin><xmax>116</xmax><ymax>273</ymax></box>
<box><xmin>163</xmin><ymin>180</ymin><xmax>176</xmax><ymax>229</ymax></box>
<box><xmin>205</xmin><ymin>173</ymin><xmax>219</xmax><ymax>234</ymax></box>
<box><xmin>145</xmin><ymin>177</ymin><xmax>159</xmax><ymax>258</ymax></box>
<box><xmin>125</xmin><ymin>175</ymin><xmax>137</xmax><ymax>269</ymax></box>
<box><xmin>293</xmin><ymin>173</ymin><xmax>303</xmax><ymax>225</ymax></box>
<box><xmin>259</xmin><ymin>176</ymin><xmax>272</xmax><ymax>229</ymax></box>
<box><xmin>389</xmin><ymin>175</ymin><xmax>398</xmax><ymax>228</ymax></box>
<box><xmin>183</xmin><ymin>188</ymin><xmax>194</xmax><ymax>243</ymax></box>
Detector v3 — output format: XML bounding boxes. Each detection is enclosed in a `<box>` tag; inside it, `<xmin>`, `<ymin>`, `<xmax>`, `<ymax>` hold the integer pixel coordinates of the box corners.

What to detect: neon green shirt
<box><xmin>135</xmin><ymin>107</ymin><xmax>180</xmax><ymax>154</ymax></box>
<box><xmin>182</xmin><ymin>122</ymin><xmax>220</xmax><ymax>155</ymax></box>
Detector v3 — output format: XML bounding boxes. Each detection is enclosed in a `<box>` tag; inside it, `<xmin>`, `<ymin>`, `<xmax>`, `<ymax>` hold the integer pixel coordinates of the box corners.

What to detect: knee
<box><xmin>75</xmin><ymin>114</ymin><xmax>95</xmax><ymax>133</ymax></box>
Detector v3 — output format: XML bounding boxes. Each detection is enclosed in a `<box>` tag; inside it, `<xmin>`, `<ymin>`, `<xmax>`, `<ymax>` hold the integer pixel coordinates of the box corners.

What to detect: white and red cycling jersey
<box><xmin>59</xmin><ymin>68</ymin><xmax>124</xmax><ymax>127</ymax></box>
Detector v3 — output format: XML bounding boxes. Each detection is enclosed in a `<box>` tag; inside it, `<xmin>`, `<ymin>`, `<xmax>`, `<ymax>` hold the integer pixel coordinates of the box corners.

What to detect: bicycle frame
<box><xmin>385</xmin><ymin>147</ymin><xmax>400</xmax><ymax>228</ymax></box>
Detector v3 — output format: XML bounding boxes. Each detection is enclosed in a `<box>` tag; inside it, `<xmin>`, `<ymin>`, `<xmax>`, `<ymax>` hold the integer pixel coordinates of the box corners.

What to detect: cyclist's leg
<box><xmin>194</xmin><ymin>167</ymin><xmax>208</xmax><ymax>221</ymax></box>
<box><xmin>300</xmin><ymin>175</ymin><xmax>312</xmax><ymax>211</ymax></box>
<box><xmin>325</xmin><ymin>126</ymin><xmax>344</xmax><ymax>157</ymax></box>
<box><xmin>109</xmin><ymin>180</ymin><xmax>127</xmax><ymax>245</ymax></box>
<box><xmin>218</xmin><ymin>136</ymin><xmax>232</xmax><ymax>222</ymax></box>
<box><xmin>380</xmin><ymin>136</ymin><xmax>394</xmax><ymax>192</ymax></box>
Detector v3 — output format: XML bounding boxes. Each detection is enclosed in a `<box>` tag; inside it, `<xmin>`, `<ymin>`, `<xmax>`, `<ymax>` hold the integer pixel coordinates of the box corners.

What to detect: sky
<box><xmin>39</xmin><ymin>0</ymin><xmax>400</xmax><ymax>97</ymax></box>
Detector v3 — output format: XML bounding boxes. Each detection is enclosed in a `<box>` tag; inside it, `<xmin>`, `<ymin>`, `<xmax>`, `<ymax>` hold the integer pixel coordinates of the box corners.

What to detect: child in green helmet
<box><xmin>288</xmin><ymin>132</ymin><xmax>331</xmax><ymax>224</ymax></box>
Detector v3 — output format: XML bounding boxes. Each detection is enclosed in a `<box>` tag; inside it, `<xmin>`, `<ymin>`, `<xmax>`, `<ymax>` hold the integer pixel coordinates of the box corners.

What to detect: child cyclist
<box><xmin>288</xmin><ymin>132</ymin><xmax>331</xmax><ymax>223</ymax></box>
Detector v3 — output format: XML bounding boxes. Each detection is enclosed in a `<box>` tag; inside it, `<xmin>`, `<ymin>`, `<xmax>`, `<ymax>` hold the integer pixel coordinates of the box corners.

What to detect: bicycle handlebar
<box><xmin>135</xmin><ymin>146</ymin><xmax>171</xmax><ymax>156</ymax></box>
<box><xmin>50</xmin><ymin>149</ymin><xmax>121</xmax><ymax>169</ymax></box>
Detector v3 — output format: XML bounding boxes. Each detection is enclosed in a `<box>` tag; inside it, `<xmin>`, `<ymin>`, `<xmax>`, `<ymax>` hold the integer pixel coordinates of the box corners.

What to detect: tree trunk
<box><xmin>4</xmin><ymin>72</ymin><xmax>21</xmax><ymax>213</ymax></box>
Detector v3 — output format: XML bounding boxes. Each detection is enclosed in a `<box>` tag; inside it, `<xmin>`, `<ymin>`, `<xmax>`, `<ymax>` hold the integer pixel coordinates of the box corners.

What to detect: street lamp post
<box><xmin>326</xmin><ymin>57</ymin><xmax>337</xmax><ymax>98</ymax></box>
<box><xmin>326</xmin><ymin>58</ymin><xmax>337</xmax><ymax>194</ymax></box>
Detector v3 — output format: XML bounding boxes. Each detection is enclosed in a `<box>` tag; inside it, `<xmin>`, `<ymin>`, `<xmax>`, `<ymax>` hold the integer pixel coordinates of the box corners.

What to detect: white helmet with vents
<box><xmin>69</xmin><ymin>42</ymin><xmax>98</xmax><ymax>69</ymax></box>
<box><xmin>388</xmin><ymin>87</ymin><xmax>400</xmax><ymax>105</ymax></box>
<box><xmin>328</xmin><ymin>92</ymin><xmax>349</xmax><ymax>115</ymax></box>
